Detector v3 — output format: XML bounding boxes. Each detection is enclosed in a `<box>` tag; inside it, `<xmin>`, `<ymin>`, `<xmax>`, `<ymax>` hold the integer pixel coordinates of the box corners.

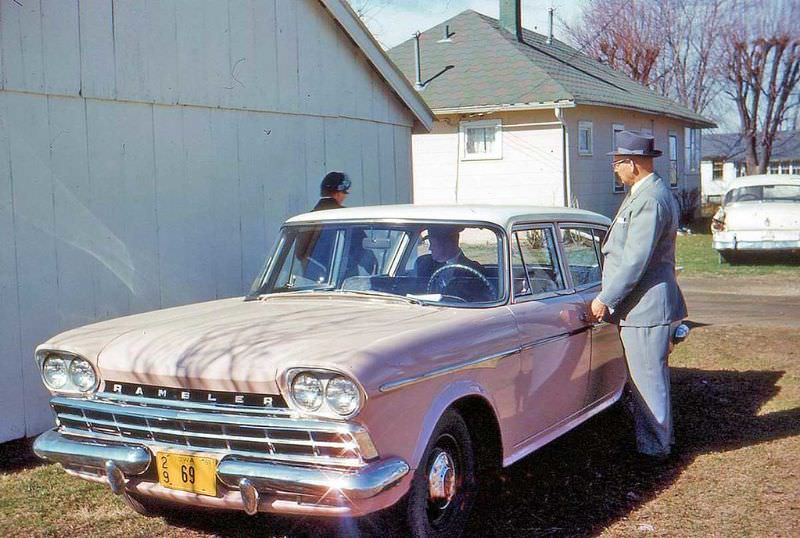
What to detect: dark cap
<box><xmin>320</xmin><ymin>171</ymin><xmax>351</xmax><ymax>195</ymax></box>
<box><xmin>426</xmin><ymin>224</ymin><xmax>465</xmax><ymax>239</ymax></box>
<box><xmin>608</xmin><ymin>130</ymin><xmax>663</xmax><ymax>157</ymax></box>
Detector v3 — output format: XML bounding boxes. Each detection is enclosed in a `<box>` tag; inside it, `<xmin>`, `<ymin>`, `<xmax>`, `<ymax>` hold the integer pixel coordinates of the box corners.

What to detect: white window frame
<box><xmin>578</xmin><ymin>121</ymin><xmax>593</xmax><ymax>156</ymax></box>
<box><xmin>669</xmin><ymin>131</ymin><xmax>679</xmax><ymax>188</ymax></box>
<box><xmin>712</xmin><ymin>160</ymin><xmax>724</xmax><ymax>181</ymax></box>
<box><xmin>684</xmin><ymin>127</ymin><xmax>701</xmax><ymax>172</ymax></box>
<box><xmin>612</xmin><ymin>123</ymin><xmax>625</xmax><ymax>193</ymax></box>
<box><xmin>460</xmin><ymin>119</ymin><xmax>502</xmax><ymax>160</ymax></box>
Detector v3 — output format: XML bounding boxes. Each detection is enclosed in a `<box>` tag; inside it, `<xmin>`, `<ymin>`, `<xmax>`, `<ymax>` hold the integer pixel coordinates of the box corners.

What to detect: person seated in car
<box><xmin>414</xmin><ymin>226</ymin><xmax>490</xmax><ymax>300</ymax></box>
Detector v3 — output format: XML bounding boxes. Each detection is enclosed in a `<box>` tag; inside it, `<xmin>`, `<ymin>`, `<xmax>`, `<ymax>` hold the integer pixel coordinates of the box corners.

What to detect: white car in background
<box><xmin>712</xmin><ymin>175</ymin><xmax>800</xmax><ymax>262</ymax></box>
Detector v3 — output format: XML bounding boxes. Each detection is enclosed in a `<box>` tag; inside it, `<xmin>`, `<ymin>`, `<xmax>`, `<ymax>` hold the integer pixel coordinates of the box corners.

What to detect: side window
<box><xmin>560</xmin><ymin>227</ymin><xmax>603</xmax><ymax>287</ymax></box>
<box><xmin>513</xmin><ymin>228</ymin><xmax>565</xmax><ymax>295</ymax></box>
<box><xmin>511</xmin><ymin>233</ymin><xmax>531</xmax><ymax>296</ymax></box>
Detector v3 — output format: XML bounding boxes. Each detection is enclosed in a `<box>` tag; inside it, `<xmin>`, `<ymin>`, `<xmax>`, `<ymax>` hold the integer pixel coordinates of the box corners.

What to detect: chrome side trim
<box><xmin>378</xmin><ymin>348</ymin><xmax>520</xmax><ymax>393</ymax></box>
<box><xmin>379</xmin><ymin>326</ymin><xmax>593</xmax><ymax>393</ymax></box>
<box><xmin>519</xmin><ymin>326</ymin><xmax>591</xmax><ymax>352</ymax></box>
<box><xmin>33</xmin><ymin>429</ymin><xmax>151</xmax><ymax>475</ymax></box>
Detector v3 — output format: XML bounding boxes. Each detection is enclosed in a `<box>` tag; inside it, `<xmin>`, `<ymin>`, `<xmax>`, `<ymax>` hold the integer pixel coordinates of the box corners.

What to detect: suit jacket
<box><xmin>598</xmin><ymin>174</ymin><xmax>687</xmax><ymax>327</ymax></box>
<box><xmin>312</xmin><ymin>197</ymin><xmax>343</xmax><ymax>211</ymax></box>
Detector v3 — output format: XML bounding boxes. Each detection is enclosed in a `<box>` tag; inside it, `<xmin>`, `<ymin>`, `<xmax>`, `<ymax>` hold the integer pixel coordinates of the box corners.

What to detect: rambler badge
<box><xmin>106</xmin><ymin>381</ymin><xmax>287</xmax><ymax>408</ymax></box>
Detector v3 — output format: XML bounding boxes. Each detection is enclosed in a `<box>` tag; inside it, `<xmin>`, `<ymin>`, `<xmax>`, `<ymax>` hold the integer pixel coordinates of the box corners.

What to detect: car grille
<box><xmin>50</xmin><ymin>393</ymin><xmax>368</xmax><ymax>468</ymax></box>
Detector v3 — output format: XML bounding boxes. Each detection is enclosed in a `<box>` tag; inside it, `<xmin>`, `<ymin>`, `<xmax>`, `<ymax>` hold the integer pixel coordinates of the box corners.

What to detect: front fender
<box><xmin>409</xmin><ymin>380</ymin><xmax>496</xmax><ymax>469</ymax></box>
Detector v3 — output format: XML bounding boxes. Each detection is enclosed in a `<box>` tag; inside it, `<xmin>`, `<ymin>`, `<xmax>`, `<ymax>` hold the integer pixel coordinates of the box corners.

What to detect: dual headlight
<box><xmin>39</xmin><ymin>352</ymin><xmax>98</xmax><ymax>393</ymax></box>
<box><xmin>288</xmin><ymin>370</ymin><xmax>362</xmax><ymax>417</ymax></box>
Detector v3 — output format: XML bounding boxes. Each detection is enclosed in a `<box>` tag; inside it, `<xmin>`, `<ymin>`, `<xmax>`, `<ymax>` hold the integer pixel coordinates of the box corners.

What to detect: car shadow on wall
<box><xmin>149</xmin><ymin>366</ymin><xmax>799</xmax><ymax>538</ymax></box>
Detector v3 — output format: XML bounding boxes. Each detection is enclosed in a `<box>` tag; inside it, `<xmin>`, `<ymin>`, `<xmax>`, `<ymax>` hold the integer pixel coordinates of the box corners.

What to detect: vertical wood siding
<box><xmin>0</xmin><ymin>0</ymin><xmax>415</xmax><ymax>442</ymax></box>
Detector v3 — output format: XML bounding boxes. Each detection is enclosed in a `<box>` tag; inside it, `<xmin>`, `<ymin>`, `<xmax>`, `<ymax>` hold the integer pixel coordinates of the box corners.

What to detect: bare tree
<box><xmin>567</xmin><ymin>0</ymin><xmax>666</xmax><ymax>88</ymax></box>
<box><xmin>721</xmin><ymin>0</ymin><xmax>800</xmax><ymax>173</ymax></box>
<box><xmin>565</xmin><ymin>0</ymin><xmax>728</xmax><ymax>115</ymax></box>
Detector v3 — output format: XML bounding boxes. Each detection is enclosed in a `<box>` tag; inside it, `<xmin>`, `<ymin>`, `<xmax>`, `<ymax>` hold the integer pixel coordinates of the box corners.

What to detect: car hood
<box><xmin>39</xmin><ymin>295</ymin><xmax>515</xmax><ymax>395</ymax></box>
<box><xmin>722</xmin><ymin>202</ymin><xmax>800</xmax><ymax>231</ymax></box>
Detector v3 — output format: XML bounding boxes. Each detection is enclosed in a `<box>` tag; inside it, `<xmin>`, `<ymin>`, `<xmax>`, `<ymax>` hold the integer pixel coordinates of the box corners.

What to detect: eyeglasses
<box><xmin>612</xmin><ymin>158</ymin><xmax>632</xmax><ymax>168</ymax></box>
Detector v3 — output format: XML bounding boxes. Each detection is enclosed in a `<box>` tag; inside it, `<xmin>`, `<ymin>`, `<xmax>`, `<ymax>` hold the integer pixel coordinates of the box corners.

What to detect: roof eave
<box><xmin>432</xmin><ymin>100</ymin><xmax>576</xmax><ymax>115</ymax></box>
<box><xmin>319</xmin><ymin>0</ymin><xmax>435</xmax><ymax>131</ymax></box>
<box><xmin>575</xmin><ymin>100</ymin><xmax>717</xmax><ymax>128</ymax></box>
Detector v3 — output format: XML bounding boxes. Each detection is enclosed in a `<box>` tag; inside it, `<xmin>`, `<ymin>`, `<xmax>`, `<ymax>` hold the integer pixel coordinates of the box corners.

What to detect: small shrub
<box><xmin>674</xmin><ymin>188</ymin><xmax>701</xmax><ymax>227</ymax></box>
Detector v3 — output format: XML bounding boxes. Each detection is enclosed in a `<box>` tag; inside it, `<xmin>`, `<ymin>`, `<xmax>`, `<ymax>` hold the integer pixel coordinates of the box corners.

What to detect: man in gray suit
<box><xmin>591</xmin><ymin>130</ymin><xmax>687</xmax><ymax>459</ymax></box>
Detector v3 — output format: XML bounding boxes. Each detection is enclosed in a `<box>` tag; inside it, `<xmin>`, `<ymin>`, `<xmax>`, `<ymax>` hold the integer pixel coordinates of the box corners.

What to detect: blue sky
<box><xmin>351</xmin><ymin>0</ymin><xmax>586</xmax><ymax>49</ymax></box>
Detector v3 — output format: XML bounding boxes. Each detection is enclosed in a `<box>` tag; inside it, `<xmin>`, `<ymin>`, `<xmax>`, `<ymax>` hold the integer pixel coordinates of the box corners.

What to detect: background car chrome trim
<box><xmin>379</xmin><ymin>348</ymin><xmax>520</xmax><ymax>393</ymax></box>
<box><xmin>33</xmin><ymin>429</ymin><xmax>151</xmax><ymax>475</ymax></box>
<box><xmin>217</xmin><ymin>456</ymin><xmax>410</xmax><ymax>499</ymax></box>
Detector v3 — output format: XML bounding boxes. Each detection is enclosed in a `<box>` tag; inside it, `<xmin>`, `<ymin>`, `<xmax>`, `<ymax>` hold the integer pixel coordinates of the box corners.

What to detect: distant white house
<box><xmin>0</xmin><ymin>0</ymin><xmax>432</xmax><ymax>443</ymax></box>
<box><xmin>700</xmin><ymin>131</ymin><xmax>800</xmax><ymax>204</ymax></box>
<box><xmin>387</xmin><ymin>3</ymin><xmax>715</xmax><ymax>218</ymax></box>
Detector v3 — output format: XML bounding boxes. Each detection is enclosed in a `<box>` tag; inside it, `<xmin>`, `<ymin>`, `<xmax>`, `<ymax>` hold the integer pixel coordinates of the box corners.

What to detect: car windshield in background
<box><xmin>725</xmin><ymin>184</ymin><xmax>800</xmax><ymax>205</ymax></box>
<box><xmin>253</xmin><ymin>222</ymin><xmax>505</xmax><ymax>306</ymax></box>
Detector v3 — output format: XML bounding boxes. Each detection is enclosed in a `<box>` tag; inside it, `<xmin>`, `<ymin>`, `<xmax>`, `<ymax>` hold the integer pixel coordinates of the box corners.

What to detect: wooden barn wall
<box><xmin>0</xmin><ymin>0</ymin><xmax>415</xmax><ymax>442</ymax></box>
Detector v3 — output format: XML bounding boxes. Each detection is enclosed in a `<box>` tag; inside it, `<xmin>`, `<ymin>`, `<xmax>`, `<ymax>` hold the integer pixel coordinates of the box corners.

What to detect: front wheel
<box><xmin>406</xmin><ymin>409</ymin><xmax>477</xmax><ymax>538</ymax></box>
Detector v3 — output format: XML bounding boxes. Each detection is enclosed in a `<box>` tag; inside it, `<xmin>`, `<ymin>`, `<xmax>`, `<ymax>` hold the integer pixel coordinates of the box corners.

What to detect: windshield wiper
<box><xmin>256</xmin><ymin>288</ymin><xmax>335</xmax><ymax>300</ymax></box>
<box><xmin>333</xmin><ymin>289</ymin><xmax>424</xmax><ymax>305</ymax></box>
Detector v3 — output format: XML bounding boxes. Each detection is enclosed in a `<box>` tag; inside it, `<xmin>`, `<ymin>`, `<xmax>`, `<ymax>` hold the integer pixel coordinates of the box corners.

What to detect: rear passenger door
<box><xmin>558</xmin><ymin>224</ymin><xmax>626</xmax><ymax>407</ymax></box>
<box><xmin>506</xmin><ymin>225</ymin><xmax>591</xmax><ymax>447</ymax></box>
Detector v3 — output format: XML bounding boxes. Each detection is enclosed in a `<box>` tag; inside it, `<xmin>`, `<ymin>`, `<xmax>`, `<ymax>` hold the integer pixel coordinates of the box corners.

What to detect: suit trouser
<box><xmin>619</xmin><ymin>323</ymin><xmax>675</xmax><ymax>455</ymax></box>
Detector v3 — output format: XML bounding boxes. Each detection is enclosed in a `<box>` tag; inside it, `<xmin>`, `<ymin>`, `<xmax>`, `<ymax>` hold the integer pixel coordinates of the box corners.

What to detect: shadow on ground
<box><xmin>116</xmin><ymin>366</ymin><xmax>799</xmax><ymax>537</ymax></box>
<box><xmin>0</xmin><ymin>437</ymin><xmax>42</xmax><ymax>474</ymax></box>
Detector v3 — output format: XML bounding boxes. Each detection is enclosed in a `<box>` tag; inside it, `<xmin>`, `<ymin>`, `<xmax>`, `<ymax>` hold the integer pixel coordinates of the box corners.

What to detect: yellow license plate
<box><xmin>156</xmin><ymin>452</ymin><xmax>218</xmax><ymax>496</ymax></box>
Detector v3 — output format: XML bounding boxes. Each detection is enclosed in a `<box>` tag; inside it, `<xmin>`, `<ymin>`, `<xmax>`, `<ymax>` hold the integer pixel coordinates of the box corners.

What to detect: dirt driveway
<box><xmin>679</xmin><ymin>274</ymin><xmax>800</xmax><ymax>329</ymax></box>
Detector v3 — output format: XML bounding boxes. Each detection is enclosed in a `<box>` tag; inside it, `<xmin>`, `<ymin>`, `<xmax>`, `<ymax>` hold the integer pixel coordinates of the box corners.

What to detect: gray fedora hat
<box><xmin>607</xmin><ymin>130</ymin><xmax>663</xmax><ymax>157</ymax></box>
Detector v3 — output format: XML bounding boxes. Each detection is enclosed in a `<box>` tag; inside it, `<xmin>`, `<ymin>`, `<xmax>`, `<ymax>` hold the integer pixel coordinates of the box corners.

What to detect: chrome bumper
<box><xmin>33</xmin><ymin>429</ymin><xmax>151</xmax><ymax>475</ymax></box>
<box><xmin>34</xmin><ymin>429</ymin><xmax>408</xmax><ymax>512</ymax></box>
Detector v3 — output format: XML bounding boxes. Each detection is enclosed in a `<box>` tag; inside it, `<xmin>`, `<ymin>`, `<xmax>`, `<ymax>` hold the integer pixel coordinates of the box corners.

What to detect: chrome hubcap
<box><xmin>427</xmin><ymin>449</ymin><xmax>457</xmax><ymax>508</ymax></box>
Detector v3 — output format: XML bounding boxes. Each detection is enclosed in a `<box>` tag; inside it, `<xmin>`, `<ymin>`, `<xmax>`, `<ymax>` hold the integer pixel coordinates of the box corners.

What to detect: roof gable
<box><xmin>320</xmin><ymin>0</ymin><xmax>434</xmax><ymax>130</ymax></box>
<box><xmin>387</xmin><ymin>10</ymin><xmax>714</xmax><ymax>127</ymax></box>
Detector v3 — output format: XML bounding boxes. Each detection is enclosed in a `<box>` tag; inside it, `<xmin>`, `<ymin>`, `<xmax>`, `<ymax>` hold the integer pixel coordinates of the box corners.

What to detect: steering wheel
<box><xmin>426</xmin><ymin>263</ymin><xmax>495</xmax><ymax>300</ymax></box>
<box><xmin>736</xmin><ymin>193</ymin><xmax>759</xmax><ymax>202</ymax></box>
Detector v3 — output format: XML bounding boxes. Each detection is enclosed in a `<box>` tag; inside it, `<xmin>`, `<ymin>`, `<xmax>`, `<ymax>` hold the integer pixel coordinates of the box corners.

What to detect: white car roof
<box><xmin>286</xmin><ymin>204</ymin><xmax>611</xmax><ymax>230</ymax></box>
<box><xmin>724</xmin><ymin>174</ymin><xmax>800</xmax><ymax>192</ymax></box>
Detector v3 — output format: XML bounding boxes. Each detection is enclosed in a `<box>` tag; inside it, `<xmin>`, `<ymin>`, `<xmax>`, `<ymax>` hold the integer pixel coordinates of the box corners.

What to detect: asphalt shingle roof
<box><xmin>387</xmin><ymin>10</ymin><xmax>714</xmax><ymax>127</ymax></box>
<box><xmin>703</xmin><ymin>131</ymin><xmax>800</xmax><ymax>161</ymax></box>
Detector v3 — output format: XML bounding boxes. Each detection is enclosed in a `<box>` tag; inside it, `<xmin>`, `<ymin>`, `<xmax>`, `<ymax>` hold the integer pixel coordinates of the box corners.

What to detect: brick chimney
<box><xmin>499</xmin><ymin>0</ymin><xmax>523</xmax><ymax>41</ymax></box>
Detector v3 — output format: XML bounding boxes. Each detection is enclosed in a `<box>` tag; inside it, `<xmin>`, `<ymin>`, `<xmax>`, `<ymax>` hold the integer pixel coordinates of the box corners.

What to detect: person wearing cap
<box><xmin>313</xmin><ymin>171</ymin><xmax>351</xmax><ymax>211</ymax></box>
<box><xmin>590</xmin><ymin>130</ymin><xmax>687</xmax><ymax>460</ymax></box>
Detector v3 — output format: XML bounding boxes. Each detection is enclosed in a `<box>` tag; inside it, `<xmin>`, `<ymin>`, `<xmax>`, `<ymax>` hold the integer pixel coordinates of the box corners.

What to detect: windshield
<box><xmin>724</xmin><ymin>184</ymin><xmax>800</xmax><ymax>205</ymax></box>
<box><xmin>251</xmin><ymin>222</ymin><xmax>506</xmax><ymax>306</ymax></box>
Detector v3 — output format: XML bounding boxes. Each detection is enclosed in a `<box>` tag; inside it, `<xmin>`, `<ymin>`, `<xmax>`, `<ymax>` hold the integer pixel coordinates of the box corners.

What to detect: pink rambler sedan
<box><xmin>33</xmin><ymin>205</ymin><xmax>624</xmax><ymax>537</ymax></box>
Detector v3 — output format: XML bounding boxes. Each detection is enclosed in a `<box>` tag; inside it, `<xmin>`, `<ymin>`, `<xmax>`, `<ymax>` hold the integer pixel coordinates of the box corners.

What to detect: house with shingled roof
<box><xmin>387</xmin><ymin>1</ymin><xmax>715</xmax><ymax>218</ymax></box>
